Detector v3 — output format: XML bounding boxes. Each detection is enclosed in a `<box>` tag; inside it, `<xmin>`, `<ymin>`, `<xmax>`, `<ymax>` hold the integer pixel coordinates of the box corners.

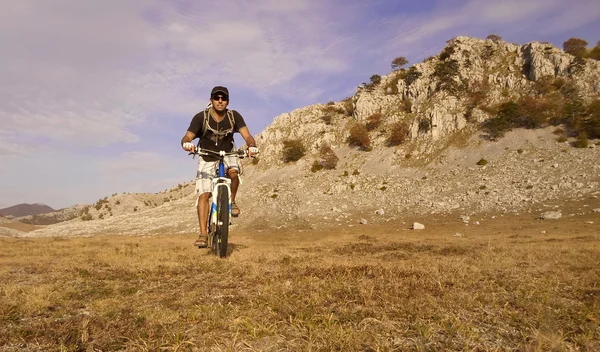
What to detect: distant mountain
<box><xmin>0</xmin><ymin>203</ymin><xmax>55</xmax><ymax>218</ymax></box>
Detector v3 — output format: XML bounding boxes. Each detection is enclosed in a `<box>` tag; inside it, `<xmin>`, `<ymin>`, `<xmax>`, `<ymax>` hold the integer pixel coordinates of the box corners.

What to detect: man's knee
<box><xmin>198</xmin><ymin>192</ymin><xmax>211</xmax><ymax>201</ymax></box>
<box><xmin>227</xmin><ymin>169</ymin><xmax>239</xmax><ymax>179</ymax></box>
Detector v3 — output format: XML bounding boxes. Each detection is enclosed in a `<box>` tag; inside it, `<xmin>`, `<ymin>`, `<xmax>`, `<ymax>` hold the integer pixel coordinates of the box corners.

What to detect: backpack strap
<box><xmin>196</xmin><ymin>109</ymin><xmax>237</xmax><ymax>148</ymax></box>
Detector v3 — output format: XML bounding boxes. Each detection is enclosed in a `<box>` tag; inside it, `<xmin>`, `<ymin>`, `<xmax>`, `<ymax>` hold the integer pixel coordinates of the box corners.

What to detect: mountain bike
<box><xmin>190</xmin><ymin>148</ymin><xmax>249</xmax><ymax>258</ymax></box>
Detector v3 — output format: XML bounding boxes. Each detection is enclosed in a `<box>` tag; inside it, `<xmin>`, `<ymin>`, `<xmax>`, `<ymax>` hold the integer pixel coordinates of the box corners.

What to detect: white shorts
<box><xmin>195</xmin><ymin>155</ymin><xmax>241</xmax><ymax>195</ymax></box>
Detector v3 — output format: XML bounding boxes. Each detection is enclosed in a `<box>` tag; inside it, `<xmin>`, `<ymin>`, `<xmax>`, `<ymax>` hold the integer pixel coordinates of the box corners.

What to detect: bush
<box><xmin>563</xmin><ymin>38</ymin><xmax>588</xmax><ymax>58</ymax></box>
<box><xmin>418</xmin><ymin>119</ymin><xmax>431</xmax><ymax>133</ymax></box>
<box><xmin>433</xmin><ymin>59</ymin><xmax>461</xmax><ymax>93</ymax></box>
<box><xmin>347</xmin><ymin>124</ymin><xmax>370</xmax><ymax>150</ymax></box>
<box><xmin>476</xmin><ymin>158</ymin><xmax>488</xmax><ymax>166</ymax></box>
<box><xmin>585</xmin><ymin>100</ymin><xmax>600</xmax><ymax>138</ymax></box>
<box><xmin>342</xmin><ymin>97</ymin><xmax>354</xmax><ymax>117</ymax></box>
<box><xmin>81</xmin><ymin>213</ymin><xmax>93</xmax><ymax>221</ymax></box>
<box><xmin>370</xmin><ymin>74</ymin><xmax>382</xmax><ymax>86</ymax></box>
<box><xmin>590</xmin><ymin>41</ymin><xmax>600</xmax><ymax>60</ymax></box>
<box><xmin>366</xmin><ymin>113</ymin><xmax>383</xmax><ymax>131</ymax></box>
<box><xmin>387</xmin><ymin>121</ymin><xmax>409</xmax><ymax>146</ymax></box>
<box><xmin>310</xmin><ymin>160</ymin><xmax>323</xmax><ymax>173</ymax></box>
<box><xmin>319</xmin><ymin>143</ymin><xmax>339</xmax><ymax>170</ymax></box>
<box><xmin>391</xmin><ymin>56</ymin><xmax>408</xmax><ymax>70</ymax></box>
<box><xmin>282</xmin><ymin>139</ymin><xmax>306</xmax><ymax>163</ymax></box>
<box><xmin>403</xmin><ymin>67</ymin><xmax>422</xmax><ymax>86</ymax></box>
<box><xmin>484</xmin><ymin>101</ymin><xmax>519</xmax><ymax>139</ymax></box>
<box><xmin>486</xmin><ymin>34</ymin><xmax>502</xmax><ymax>42</ymax></box>
<box><xmin>321</xmin><ymin>115</ymin><xmax>332</xmax><ymax>125</ymax></box>
<box><xmin>572</xmin><ymin>133</ymin><xmax>588</xmax><ymax>148</ymax></box>
<box><xmin>439</xmin><ymin>46</ymin><xmax>455</xmax><ymax>61</ymax></box>
<box><xmin>352</xmin><ymin>169</ymin><xmax>360</xmax><ymax>175</ymax></box>
<box><xmin>327</xmin><ymin>101</ymin><xmax>335</xmax><ymax>105</ymax></box>
<box><xmin>251</xmin><ymin>157</ymin><xmax>259</xmax><ymax>165</ymax></box>
<box><xmin>402</xmin><ymin>99</ymin><xmax>412</xmax><ymax>113</ymax></box>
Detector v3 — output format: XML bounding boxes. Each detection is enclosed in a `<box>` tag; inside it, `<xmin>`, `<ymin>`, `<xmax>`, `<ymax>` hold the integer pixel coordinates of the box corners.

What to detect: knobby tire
<box><xmin>216</xmin><ymin>187</ymin><xmax>230</xmax><ymax>258</ymax></box>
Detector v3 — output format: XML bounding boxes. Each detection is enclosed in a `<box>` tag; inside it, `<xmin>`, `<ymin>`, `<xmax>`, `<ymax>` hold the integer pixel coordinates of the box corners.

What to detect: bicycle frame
<box><xmin>209</xmin><ymin>154</ymin><xmax>232</xmax><ymax>236</ymax></box>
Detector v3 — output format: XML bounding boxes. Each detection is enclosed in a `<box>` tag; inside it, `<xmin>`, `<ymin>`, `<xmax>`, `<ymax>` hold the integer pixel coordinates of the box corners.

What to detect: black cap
<box><xmin>211</xmin><ymin>86</ymin><xmax>229</xmax><ymax>97</ymax></box>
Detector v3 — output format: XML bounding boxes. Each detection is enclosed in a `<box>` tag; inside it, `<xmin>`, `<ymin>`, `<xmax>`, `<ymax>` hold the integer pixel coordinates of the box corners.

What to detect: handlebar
<box><xmin>188</xmin><ymin>148</ymin><xmax>250</xmax><ymax>159</ymax></box>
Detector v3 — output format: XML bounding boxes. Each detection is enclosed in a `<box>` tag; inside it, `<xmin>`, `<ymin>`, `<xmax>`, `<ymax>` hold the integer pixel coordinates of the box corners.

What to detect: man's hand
<box><xmin>182</xmin><ymin>142</ymin><xmax>196</xmax><ymax>152</ymax></box>
<box><xmin>248</xmin><ymin>146</ymin><xmax>260</xmax><ymax>158</ymax></box>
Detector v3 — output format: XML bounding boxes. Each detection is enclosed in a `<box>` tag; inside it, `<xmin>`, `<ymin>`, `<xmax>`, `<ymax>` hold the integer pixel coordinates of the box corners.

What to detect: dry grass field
<box><xmin>1</xmin><ymin>209</ymin><xmax>599</xmax><ymax>351</ymax></box>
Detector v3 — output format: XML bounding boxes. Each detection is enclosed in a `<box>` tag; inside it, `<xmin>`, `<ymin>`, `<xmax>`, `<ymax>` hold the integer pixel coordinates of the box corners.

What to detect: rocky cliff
<box><xmin>10</xmin><ymin>36</ymin><xmax>600</xmax><ymax>238</ymax></box>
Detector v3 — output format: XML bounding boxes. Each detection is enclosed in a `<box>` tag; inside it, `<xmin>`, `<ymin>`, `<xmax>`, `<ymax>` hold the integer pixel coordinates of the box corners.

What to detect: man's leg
<box><xmin>197</xmin><ymin>192</ymin><xmax>211</xmax><ymax>236</ymax></box>
<box><xmin>227</xmin><ymin>169</ymin><xmax>239</xmax><ymax>203</ymax></box>
<box><xmin>227</xmin><ymin>168</ymin><xmax>240</xmax><ymax>216</ymax></box>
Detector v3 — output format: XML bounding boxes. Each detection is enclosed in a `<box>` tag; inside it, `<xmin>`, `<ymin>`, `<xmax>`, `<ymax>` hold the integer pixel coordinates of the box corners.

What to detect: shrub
<box><xmin>585</xmin><ymin>100</ymin><xmax>600</xmax><ymax>138</ymax></box>
<box><xmin>366</xmin><ymin>113</ymin><xmax>383</xmax><ymax>131</ymax></box>
<box><xmin>486</xmin><ymin>34</ymin><xmax>502</xmax><ymax>42</ymax></box>
<box><xmin>572</xmin><ymin>133</ymin><xmax>588</xmax><ymax>148</ymax></box>
<box><xmin>387</xmin><ymin>121</ymin><xmax>409</xmax><ymax>146</ymax></box>
<box><xmin>311</xmin><ymin>160</ymin><xmax>323</xmax><ymax>173</ymax></box>
<box><xmin>557</xmin><ymin>136</ymin><xmax>568</xmax><ymax>143</ymax></box>
<box><xmin>484</xmin><ymin>101</ymin><xmax>520</xmax><ymax>139</ymax></box>
<box><xmin>418</xmin><ymin>118</ymin><xmax>431</xmax><ymax>133</ymax></box>
<box><xmin>327</xmin><ymin>101</ymin><xmax>335</xmax><ymax>105</ymax></box>
<box><xmin>352</xmin><ymin>169</ymin><xmax>360</xmax><ymax>175</ymax></box>
<box><xmin>391</xmin><ymin>56</ymin><xmax>408</xmax><ymax>70</ymax></box>
<box><xmin>403</xmin><ymin>67</ymin><xmax>422</xmax><ymax>86</ymax></box>
<box><xmin>563</xmin><ymin>38</ymin><xmax>588</xmax><ymax>58</ymax></box>
<box><xmin>115</xmin><ymin>200</ymin><xmax>121</xmax><ymax>205</ymax></box>
<box><xmin>370</xmin><ymin>74</ymin><xmax>381</xmax><ymax>85</ymax></box>
<box><xmin>321</xmin><ymin>115</ymin><xmax>332</xmax><ymax>125</ymax></box>
<box><xmin>319</xmin><ymin>143</ymin><xmax>339</xmax><ymax>170</ymax></box>
<box><xmin>402</xmin><ymin>99</ymin><xmax>412</xmax><ymax>113</ymax></box>
<box><xmin>439</xmin><ymin>46</ymin><xmax>455</xmax><ymax>61</ymax></box>
<box><xmin>433</xmin><ymin>59</ymin><xmax>461</xmax><ymax>93</ymax></box>
<box><xmin>81</xmin><ymin>213</ymin><xmax>93</xmax><ymax>221</ymax></box>
<box><xmin>347</xmin><ymin>124</ymin><xmax>370</xmax><ymax>150</ymax></box>
<box><xmin>342</xmin><ymin>97</ymin><xmax>354</xmax><ymax>117</ymax></box>
<box><xmin>251</xmin><ymin>157</ymin><xmax>259</xmax><ymax>165</ymax></box>
<box><xmin>476</xmin><ymin>158</ymin><xmax>488</xmax><ymax>166</ymax></box>
<box><xmin>323</xmin><ymin>105</ymin><xmax>345</xmax><ymax>115</ymax></box>
<box><xmin>282</xmin><ymin>139</ymin><xmax>306</xmax><ymax>162</ymax></box>
<box><xmin>590</xmin><ymin>41</ymin><xmax>600</xmax><ymax>60</ymax></box>
<box><xmin>385</xmin><ymin>73</ymin><xmax>402</xmax><ymax>94</ymax></box>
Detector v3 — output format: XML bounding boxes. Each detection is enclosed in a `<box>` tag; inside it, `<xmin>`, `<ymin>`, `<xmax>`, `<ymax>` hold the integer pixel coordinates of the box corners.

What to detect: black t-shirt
<box><xmin>187</xmin><ymin>109</ymin><xmax>247</xmax><ymax>161</ymax></box>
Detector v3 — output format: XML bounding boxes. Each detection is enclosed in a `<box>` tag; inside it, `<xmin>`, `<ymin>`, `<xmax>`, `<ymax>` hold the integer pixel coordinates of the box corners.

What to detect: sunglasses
<box><xmin>211</xmin><ymin>95</ymin><xmax>229</xmax><ymax>102</ymax></box>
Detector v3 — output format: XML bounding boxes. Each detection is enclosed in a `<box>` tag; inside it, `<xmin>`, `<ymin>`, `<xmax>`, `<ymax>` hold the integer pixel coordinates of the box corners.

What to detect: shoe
<box><xmin>231</xmin><ymin>202</ymin><xmax>240</xmax><ymax>217</ymax></box>
<box><xmin>194</xmin><ymin>235</ymin><xmax>208</xmax><ymax>248</ymax></box>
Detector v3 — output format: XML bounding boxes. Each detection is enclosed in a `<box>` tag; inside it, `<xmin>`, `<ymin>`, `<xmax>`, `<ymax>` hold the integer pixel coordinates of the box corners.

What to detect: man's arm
<box><xmin>238</xmin><ymin>126</ymin><xmax>256</xmax><ymax>147</ymax></box>
<box><xmin>181</xmin><ymin>131</ymin><xmax>196</xmax><ymax>151</ymax></box>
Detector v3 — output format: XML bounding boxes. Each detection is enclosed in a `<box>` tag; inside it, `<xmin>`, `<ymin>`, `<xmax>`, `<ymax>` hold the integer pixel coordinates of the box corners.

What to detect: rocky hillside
<box><xmin>9</xmin><ymin>36</ymin><xmax>600</xmax><ymax>238</ymax></box>
<box><xmin>0</xmin><ymin>203</ymin><xmax>55</xmax><ymax>218</ymax></box>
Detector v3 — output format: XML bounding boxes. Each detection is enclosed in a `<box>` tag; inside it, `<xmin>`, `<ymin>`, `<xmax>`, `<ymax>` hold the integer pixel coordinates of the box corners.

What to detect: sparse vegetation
<box><xmin>403</xmin><ymin>66</ymin><xmax>422</xmax><ymax>86</ymax></box>
<box><xmin>486</xmin><ymin>34</ymin><xmax>502</xmax><ymax>42</ymax></box>
<box><xmin>563</xmin><ymin>37</ymin><xmax>588</xmax><ymax>58</ymax></box>
<box><xmin>476</xmin><ymin>158</ymin><xmax>488</xmax><ymax>166</ymax></box>
<box><xmin>319</xmin><ymin>143</ymin><xmax>339</xmax><ymax>170</ymax></box>
<box><xmin>282</xmin><ymin>139</ymin><xmax>306</xmax><ymax>163</ymax></box>
<box><xmin>251</xmin><ymin>157</ymin><xmax>259</xmax><ymax>165</ymax></box>
<box><xmin>387</xmin><ymin>121</ymin><xmax>410</xmax><ymax>146</ymax></box>
<box><xmin>341</xmin><ymin>97</ymin><xmax>354</xmax><ymax>117</ymax></box>
<box><xmin>418</xmin><ymin>118</ymin><xmax>431</xmax><ymax>133</ymax></box>
<box><xmin>80</xmin><ymin>213</ymin><xmax>93</xmax><ymax>221</ymax></box>
<box><xmin>310</xmin><ymin>160</ymin><xmax>323</xmax><ymax>173</ymax></box>
<box><xmin>365</xmin><ymin>113</ymin><xmax>383</xmax><ymax>131</ymax></box>
<box><xmin>347</xmin><ymin>123</ymin><xmax>370</xmax><ymax>150</ymax></box>
<box><xmin>321</xmin><ymin>115</ymin><xmax>332</xmax><ymax>125</ymax></box>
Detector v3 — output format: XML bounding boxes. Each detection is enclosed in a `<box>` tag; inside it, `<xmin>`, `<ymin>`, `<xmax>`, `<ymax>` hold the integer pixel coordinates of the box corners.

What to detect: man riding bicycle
<box><xmin>181</xmin><ymin>86</ymin><xmax>259</xmax><ymax>247</ymax></box>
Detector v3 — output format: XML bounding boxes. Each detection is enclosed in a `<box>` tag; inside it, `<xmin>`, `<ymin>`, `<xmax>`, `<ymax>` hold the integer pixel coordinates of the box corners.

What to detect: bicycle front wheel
<box><xmin>215</xmin><ymin>186</ymin><xmax>230</xmax><ymax>258</ymax></box>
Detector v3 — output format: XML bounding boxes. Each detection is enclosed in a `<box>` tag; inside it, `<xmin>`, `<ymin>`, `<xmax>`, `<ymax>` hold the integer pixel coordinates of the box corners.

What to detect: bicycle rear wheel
<box><xmin>215</xmin><ymin>187</ymin><xmax>230</xmax><ymax>258</ymax></box>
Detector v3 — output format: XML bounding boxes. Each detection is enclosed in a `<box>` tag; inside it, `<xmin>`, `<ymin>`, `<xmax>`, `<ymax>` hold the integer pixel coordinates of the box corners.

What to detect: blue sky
<box><xmin>1</xmin><ymin>0</ymin><xmax>599</xmax><ymax>209</ymax></box>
